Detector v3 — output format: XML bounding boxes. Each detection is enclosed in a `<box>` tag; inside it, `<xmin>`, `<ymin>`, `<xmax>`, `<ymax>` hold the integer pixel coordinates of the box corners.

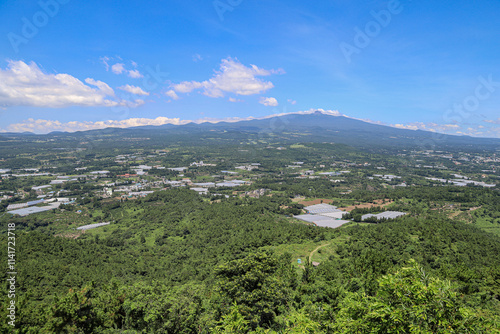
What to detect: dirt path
<box><xmin>309</xmin><ymin>243</ymin><xmax>330</xmax><ymax>263</ymax></box>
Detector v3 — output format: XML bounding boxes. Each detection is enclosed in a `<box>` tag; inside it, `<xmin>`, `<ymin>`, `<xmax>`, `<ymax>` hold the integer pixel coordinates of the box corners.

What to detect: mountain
<box><xmin>1</xmin><ymin>111</ymin><xmax>499</xmax><ymax>151</ymax></box>
<box><xmin>119</xmin><ymin>111</ymin><xmax>500</xmax><ymax>151</ymax></box>
<box><xmin>203</xmin><ymin>111</ymin><xmax>500</xmax><ymax>150</ymax></box>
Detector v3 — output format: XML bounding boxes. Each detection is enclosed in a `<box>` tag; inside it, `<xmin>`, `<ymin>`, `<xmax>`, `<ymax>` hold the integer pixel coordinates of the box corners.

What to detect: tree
<box><xmin>43</xmin><ymin>282</ymin><xmax>124</xmax><ymax>333</ymax></box>
<box><xmin>122</xmin><ymin>282</ymin><xmax>204</xmax><ymax>333</ymax></box>
<box><xmin>353</xmin><ymin>214</ymin><xmax>362</xmax><ymax>222</ymax></box>
<box><xmin>214</xmin><ymin>252</ymin><xmax>297</xmax><ymax>329</ymax></box>
<box><xmin>332</xmin><ymin>260</ymin><xmax>490</xmax><ymax>333</ymax></box>
<box><xmin>212</xmin><ymin>304</ymin><xmax>251</xmax><ymax>334</ymax></box>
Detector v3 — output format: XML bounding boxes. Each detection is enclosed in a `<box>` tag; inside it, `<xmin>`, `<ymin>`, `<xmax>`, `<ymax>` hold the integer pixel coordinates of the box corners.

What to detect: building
<box><xmin>128</xmin><ymin>191</ymin><xmax>154</xmax><ymax>198</ymax></box>
<box><xmin>76</xmin><ymin>222</ymin><xmax>110</xmax><ymax>230</ymax></box>
<box><xmin>294</xmin><ymin>214</ymin><xmax>351</xmax><ymax>229</ymax></box>
<box><xmin>294</xmin><ymin>203</ymin><xmax>351</xmax><ymax>229</ymax></box>
<box><xmin>6</xmin><ymin>203</ymin><xmax>28</xmax><ymax>211</ymax></box>
<box><xmin>361</xmin><ymin>211</ymin><xmax>406</xmax><ymax>221</ymax></box>
<box><xmin>165</xmin><ymin>180</ymin><xmax>182</xmax><ymax>187</ymax></box>
<box><xmin>319</xmin><ymin>172</ymin><xmax>342</xmax><ymax>176</ymax></box>
<box><xmin>235</xmin><ymin>165</ymin><xmax>259</xmax><ymax>171</ymax></box>
<box><xmin>7</xmin><ymin>202</ymin><xmax>61</xmax><ymax>216</ymax></box>
<box><xmin>90</xmin><ymin>171</ymin><xmax>110</xmax><ymax>175</ymax></box>
<box><xmin>190</xmin><ymin>187</ymin><xmax>209</xmax><ymax>195</ymax></box>
<box><xmin>304</xmin><ymin>203</ymin><xmax>341</xmax><ymax>215</ymax></box>
<box><xmin>168</xmin><ymin>167</ymin><xmax>188</xmax><ymax>172</ymax></box>
<box><xmin>192</xmin><ymin>182</ymin><xmax>216</xmax><ymax>188</ymax></box>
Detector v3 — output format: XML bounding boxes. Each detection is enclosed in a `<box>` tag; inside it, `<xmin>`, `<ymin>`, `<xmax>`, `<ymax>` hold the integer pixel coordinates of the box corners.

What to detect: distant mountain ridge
<box><xmin>2</xmin><ymin>111</ymin><xmax>499</xmax><ymax>151</ymax></box>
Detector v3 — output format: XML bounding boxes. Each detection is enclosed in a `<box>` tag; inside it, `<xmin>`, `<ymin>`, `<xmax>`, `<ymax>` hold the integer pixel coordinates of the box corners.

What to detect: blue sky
<box><xmin>0</xmin><ymin>0</ymin><xmax>499</xmax><ymax>137</ymax></box>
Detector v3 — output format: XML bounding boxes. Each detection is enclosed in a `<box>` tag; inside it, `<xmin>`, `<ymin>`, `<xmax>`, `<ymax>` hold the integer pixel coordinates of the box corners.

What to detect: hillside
<box><xmin>1</xmin><ymin>187</ymin><xmax>500</xmax><ymax>332</ymax></box>
<box><xmin>2</xmin><ymin>112</ymin><xmax>499</xmax><ymax>153</ymax></box>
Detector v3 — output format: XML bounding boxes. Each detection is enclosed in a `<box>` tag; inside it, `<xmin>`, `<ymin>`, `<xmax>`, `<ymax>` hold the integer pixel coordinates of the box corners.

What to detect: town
<box><xmin>1</xmin><ymin>137</ymin><xmax>498</xmax><ymax>235</ymax></box>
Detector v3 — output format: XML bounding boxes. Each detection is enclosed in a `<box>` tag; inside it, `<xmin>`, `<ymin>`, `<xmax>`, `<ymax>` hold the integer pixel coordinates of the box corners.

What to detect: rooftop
<box><xmin>294</xmin><ymin>214</ymin><xmax>350</xmax><ymax>229</ymax></box>
<box><xmin>362</xmin><ymin>211</ymin><xmax>407</xmax><ymax>221</ymax></box>
<box><xmin>305</xmin><ymin>203</ymin><xmax>340</xmax><ymax>214</ymax></box>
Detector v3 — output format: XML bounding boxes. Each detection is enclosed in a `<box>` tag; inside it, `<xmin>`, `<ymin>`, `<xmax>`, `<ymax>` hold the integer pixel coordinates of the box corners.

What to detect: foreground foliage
<box><xmin>1</xmin><ymin>189</ymin><xmax>499</xmax><ymax>332</ymax></box>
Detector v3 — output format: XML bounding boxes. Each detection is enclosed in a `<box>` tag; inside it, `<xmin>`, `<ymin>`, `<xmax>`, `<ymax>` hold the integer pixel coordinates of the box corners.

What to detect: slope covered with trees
<box><xmin>1</xmin><ymin>188</ymin><xmax>499</xmax><ymax>333</ymax></box>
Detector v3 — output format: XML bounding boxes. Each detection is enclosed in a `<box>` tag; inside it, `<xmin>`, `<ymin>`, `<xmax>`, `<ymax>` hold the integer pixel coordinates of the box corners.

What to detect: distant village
<box><xmin>0</xmin><ymin>148</ymin><xmax>498</xmax><ymax>230</ymax></box>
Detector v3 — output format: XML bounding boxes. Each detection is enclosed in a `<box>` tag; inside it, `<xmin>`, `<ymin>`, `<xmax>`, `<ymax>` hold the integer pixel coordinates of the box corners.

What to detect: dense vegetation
<box><xmin>1</xmin><ymin>187</ymin><xmax>500</xmax><ymax>333</ymax></box>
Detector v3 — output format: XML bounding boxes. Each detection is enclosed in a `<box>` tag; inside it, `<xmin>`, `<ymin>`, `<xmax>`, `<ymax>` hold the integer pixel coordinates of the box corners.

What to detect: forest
<box><xmin>1</xmin><ymin>187</ymin><xmax>500</xmax><ymax>333</ymax></box>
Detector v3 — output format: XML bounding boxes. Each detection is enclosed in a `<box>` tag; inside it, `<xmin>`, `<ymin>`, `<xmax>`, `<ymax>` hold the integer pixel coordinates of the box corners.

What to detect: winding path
<box><xmin>309</xmin><ymin>243</ymin><xmax>330</xmax><ymax>263</ymax></box>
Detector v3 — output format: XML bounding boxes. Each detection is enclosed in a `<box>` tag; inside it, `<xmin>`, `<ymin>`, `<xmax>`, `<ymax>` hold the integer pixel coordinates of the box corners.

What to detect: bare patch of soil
<box><xmin>298</xmin><ymin>198</ymin><xmax>335</xmax><ymax>206</ymax></box>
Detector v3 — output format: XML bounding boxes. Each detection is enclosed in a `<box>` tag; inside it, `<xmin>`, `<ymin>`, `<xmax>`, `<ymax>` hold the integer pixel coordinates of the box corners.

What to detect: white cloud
<box><xmin>165</xmin><ymin>89</ymin><xmax>179</xmax><ymax>100</ymax></box>
<box><xmin>484</xmin><ymin>118</ymin><xmax>500</xmax><ymax>125</ymax></box>
<box><xmin>100</xmin><ymin>56</ymin><xmax>111</xmax><ymax>71</ymax></box>
<box><xmin>128</xmin><ymin>69</ymin><xmax>143</xmax><ymax>78</ymax></box>
<box><xmin>348</xmin><ymin>115</ymin><xmax>500</xmax><ymax>138</ymax></box>
<box><xmin>125</xmin><ymin>99</ymin><xmax>146</xmax><ymax>108</ymax></box>
<box><xmin>111</xmin><ymin>63</ymin><xmax>126</xmax><ymax>74</ymax></box>
<box><xmin>287</xmin><ymin>99</ymin><xmax>297</xmax><ymax>105</ymax></box>
<box><xmin>85</xmin><ymin>78</ymin><xmax>115</xmax><ymax>96</ymax></box>
<box><xmin>0</xmin><ymin>60</ymin><xmax>123</xmax><ymax>108</ymax></box>
<box><xmin>119</xmin><ymin>85</ymin><xmax>149</xmax><ymax>96</ymax></box>
<box><xmin>259</xmin><ymin>97</ymin><xmax>279</xmax><ymax>107</ymax></box>
<box><xmin>103</xmin><ymin>57</ymin><xmax>143</xmax><ymax>78</ymax></box>
<box><xmin>392</xmin><ymin>122</ymin><xmax>460</xmax><ymax>132</ymax></box>
<box><xmin>253</xmin><ymin>108</ymin><xmax>342</xmax><ymax>118</ymax></box>
<box><xmin>193</xmin><ymin>54</ymin><xmax>203</xmax><ymax>62</ymax></box>
<box><xmin>1</xmin><ymin>109</ymin><xmax>345</xmax><ymax>134</ymax></box>
<box><xmin>228</xmin><ymin>97</ymin><xmax>244</xmax><ymax>103</ymax></box>
<box><xmin>3</xmin><ymin>108</ymin><xmax>498</xmax><ymax>138</ymax></box>
<box><xmin>4</xmin><ymin>117</ymin><xmax>187</xmax><ymax>133</ymax></box>
<box><xmin>171</xmin><ymin>57</ymin><xmax>283</xmax><ymax>98</ymax></box>
<box><xmin>172</xmin><ymin>81</ymin><xmax>203</xmax><ymax>93</ymax></box>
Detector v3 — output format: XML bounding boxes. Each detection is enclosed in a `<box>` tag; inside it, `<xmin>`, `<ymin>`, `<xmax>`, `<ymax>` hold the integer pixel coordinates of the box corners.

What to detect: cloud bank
<box><xmin>0</xmin><ymin>60</ymin><xmax>147</xmax><ymax>108</ymax></box>
<box><xmin>0</xmin><ymin>60</ymin><xmax>123</xmax><ymax>108</ymax></box>
<box><xmin>2</xmin><ymin>109</ymin><xmax>342</xmax><ymax>134</ymax></box>
<box><xmin>4</xmin><ymin>117</ymin><xmax>188</xmax><ymax>133</ymax></box>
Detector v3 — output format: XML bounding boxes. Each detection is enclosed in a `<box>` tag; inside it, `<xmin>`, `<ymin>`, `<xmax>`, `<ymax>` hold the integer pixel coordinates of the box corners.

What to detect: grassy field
<box><xmin>450</xmin><ymin>209</ymin><xmax>500</xmax><ymax>237</ymax></box>
<box><xmin>473</xmin><ymin>217</ymin><xmax>500</xmax><ymax>237</ymax></box>
<box><xmin>260</xmin><ymin>234</ymin><xmax>349</xmax><ymax>273</ymax></box>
